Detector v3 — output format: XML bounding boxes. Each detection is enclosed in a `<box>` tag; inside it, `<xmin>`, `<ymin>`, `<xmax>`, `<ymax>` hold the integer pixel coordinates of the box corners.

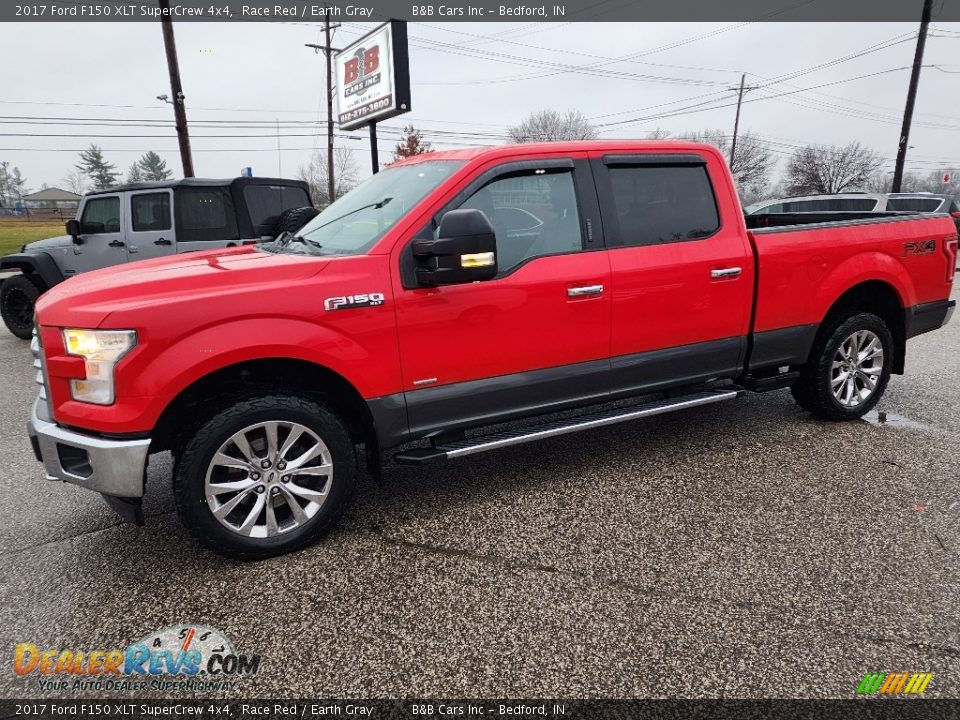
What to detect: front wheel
<box><xmin>173</xmin><ymin>395</ymin><xmax>357</xmax><ymax>559</ymax></box>
<box><xmin>1</xmin><ymin>274</ymin><xmax>45</xmax><ymax>340</ymax></box>
<box><xmin>791</xmin><ymin>312</ymin><xmax>893</xmax><ymax>421</ymax></box>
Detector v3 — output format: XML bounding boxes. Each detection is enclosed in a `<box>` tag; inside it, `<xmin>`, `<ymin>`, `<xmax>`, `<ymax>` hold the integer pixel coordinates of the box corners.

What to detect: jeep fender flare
<box><xmin>0</xmin><ymin>252</ymin><xmax>65</xmax><ymax>290</ymax></box>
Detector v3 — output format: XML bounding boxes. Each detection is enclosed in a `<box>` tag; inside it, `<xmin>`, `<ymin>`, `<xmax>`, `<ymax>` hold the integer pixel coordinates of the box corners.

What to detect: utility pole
<box><xmin>306</xmin><ymin>10</ymin><xmax>341</xmax><ymax>204</ymax></box>
<box><xmin>728</xmin><ymin>73</ymin><xmax>758</xmax><ymax>169</ymax></box>
<box><xmin>159</xmin><ymin>0</ymin><xmax>194</xmax><ymax>177</ymax></box>
<box><xmin>891</xmin><ymin>0</ymin><xmax>933</xmax><ymax>193</ymax></box>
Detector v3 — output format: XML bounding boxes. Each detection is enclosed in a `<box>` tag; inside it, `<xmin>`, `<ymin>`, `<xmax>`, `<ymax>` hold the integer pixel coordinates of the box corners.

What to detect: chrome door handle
<box><xmin>711</xmin><ymin>267</ymin><xmax>742</xmax><ymax>279</ymax></box>
<box><xmin>567</xmin><ymin>284</ymin><xmax>604</xmax><ymax>298</ymax></box>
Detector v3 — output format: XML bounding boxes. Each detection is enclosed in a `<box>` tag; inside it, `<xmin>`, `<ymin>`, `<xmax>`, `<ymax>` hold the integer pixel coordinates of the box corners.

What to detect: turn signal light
<box><xmin>460</xmin><ymin>252</ymin><xmax>495</xmax><ymax>269</ymax></box>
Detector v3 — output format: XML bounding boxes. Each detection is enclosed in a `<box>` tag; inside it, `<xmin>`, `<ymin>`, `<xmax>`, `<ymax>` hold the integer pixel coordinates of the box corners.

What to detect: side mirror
<box><xmin>66</xmin><ymin>219</ymin><xmax>82</xmax><ymax>244</ymax></box>
<box><xmin>412</xmin><ymin>209</ymin><xmax>497</xmax><ymax>287</ymax></box>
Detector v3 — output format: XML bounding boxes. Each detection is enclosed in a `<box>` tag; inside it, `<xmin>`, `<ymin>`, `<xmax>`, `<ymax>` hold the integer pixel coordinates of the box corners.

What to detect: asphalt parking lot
<box><xmin>0</xmin><ymin>289</ymin><xmax>958</xmax><ymax>700</ymax></box>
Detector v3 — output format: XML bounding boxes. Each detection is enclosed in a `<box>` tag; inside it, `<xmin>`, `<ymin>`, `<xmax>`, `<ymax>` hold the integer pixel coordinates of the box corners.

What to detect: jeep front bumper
<box><xmin>28</xmin><ymin>396</ymin><xmax>151</xmax><ymax>523</ymax></box>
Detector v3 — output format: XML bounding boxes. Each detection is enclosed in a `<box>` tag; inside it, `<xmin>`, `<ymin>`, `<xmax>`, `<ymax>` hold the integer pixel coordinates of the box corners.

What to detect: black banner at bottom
<box><xmin>1</xmin><ymin>700</ymin><xmax>959</xmax><ymax>720</ymax></box>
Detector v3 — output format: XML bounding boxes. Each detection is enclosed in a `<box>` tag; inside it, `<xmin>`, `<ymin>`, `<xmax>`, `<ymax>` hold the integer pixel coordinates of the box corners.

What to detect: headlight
<box><xmin>62</xmin><ymin>329</ymin><xmax>137</xmax><ymax>405</ymax></box>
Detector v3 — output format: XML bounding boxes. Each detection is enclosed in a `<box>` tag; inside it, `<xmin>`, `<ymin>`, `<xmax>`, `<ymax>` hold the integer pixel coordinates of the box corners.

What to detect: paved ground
<box><xmin>0</xmin><ymin>290</ymin><xmax>958</xmax><ymax>700</ymax></box>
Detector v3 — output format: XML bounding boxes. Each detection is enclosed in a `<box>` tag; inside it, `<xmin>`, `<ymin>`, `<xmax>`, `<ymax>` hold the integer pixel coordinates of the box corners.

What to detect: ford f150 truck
<box><xmin>27</xmin><ymin>141</ymin><xmax>957</xmax><ymax>559</ymax></box>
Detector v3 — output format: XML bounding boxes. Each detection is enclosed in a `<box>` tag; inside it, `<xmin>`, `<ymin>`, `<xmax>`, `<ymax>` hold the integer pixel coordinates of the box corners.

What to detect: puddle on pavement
<box><xmin>861</xmin><ymin>409</ymin><xmax>939</xmax><ymax>433</ymax></box>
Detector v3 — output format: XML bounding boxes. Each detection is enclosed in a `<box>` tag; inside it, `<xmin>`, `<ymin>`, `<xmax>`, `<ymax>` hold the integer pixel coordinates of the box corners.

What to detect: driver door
<box><xmin>69</xmin><ymin>194</ymin><xmax>127</xmax><ymax>275</ymax></box>
<box><xmin>392</xmin><ymin>156</ymin><xmax>613</xmax><ymax>438</ymax></box>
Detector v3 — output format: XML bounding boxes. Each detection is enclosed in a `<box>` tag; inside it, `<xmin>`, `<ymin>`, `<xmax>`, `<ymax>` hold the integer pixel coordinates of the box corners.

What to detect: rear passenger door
<box><xmin>591</xmin><ymin>151</ymin><xmax>754</xmax><ymax>393</ymax></box>
<box><xmin>126</xmin><ymin>190</ymin><xmax>176</xmax><ymax>261</ymax></box>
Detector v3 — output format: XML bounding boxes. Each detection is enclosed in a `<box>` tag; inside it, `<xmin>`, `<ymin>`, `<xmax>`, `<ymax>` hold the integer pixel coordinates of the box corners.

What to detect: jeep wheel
<box><xmin>173</xmin><ymin>395</ymin><xmax>356</xmax><ymax>559</ymax></box>
<box><xmin>1</xmin><ymin>274</ymin><xmax>46</xmax><ymax>340</ymax></box>
<box><xmin>277</xmin><ymin>206</ymin><xmax>319</xmax><ymax>235</ymax></box>
<box><xmin>791</xmin><ymin>312</ymin><xmax>893</xmax><ymax>421</ymax></box>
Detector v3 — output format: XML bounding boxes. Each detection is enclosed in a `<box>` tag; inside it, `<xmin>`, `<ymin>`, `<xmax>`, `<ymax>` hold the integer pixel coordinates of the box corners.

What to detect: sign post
<box><xmin>334</xmin><ymin>20</ymin><xmax>410</xmax><ymax>174</ymax></box>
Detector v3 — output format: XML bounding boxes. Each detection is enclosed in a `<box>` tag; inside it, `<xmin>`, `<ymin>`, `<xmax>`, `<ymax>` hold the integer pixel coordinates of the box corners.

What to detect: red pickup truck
<box><xmin>27</xmin><ymin>141</ymin><xmax>957</xmax><ymax>558</ymax></box>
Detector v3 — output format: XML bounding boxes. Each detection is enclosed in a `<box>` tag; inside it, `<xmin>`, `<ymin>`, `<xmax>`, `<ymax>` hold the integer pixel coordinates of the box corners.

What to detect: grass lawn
<box><xmin>0</xmin><ymin>219</ymin><xmax>66</xmax><ymax>258</ymax></box>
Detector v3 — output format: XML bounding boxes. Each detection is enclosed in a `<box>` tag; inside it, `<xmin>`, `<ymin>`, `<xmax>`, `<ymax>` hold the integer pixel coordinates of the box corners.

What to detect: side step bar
<box><xmin>394</xmin><ymin>388</ymin><xmax>742</xmax><ymax>464</ymax></box>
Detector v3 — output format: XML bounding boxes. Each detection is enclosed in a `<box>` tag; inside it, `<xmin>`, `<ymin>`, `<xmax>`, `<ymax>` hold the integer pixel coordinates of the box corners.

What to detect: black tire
<box><xmin>173</xmin><ymin>395</ymin><xmax>356</xmax><ymax>559</ymax></box>
<box><xmin>277</xmin><ymin>206</ymin><xmax>319</xmax><ymax>235</ymax></box>
<box><xmin>791</xmin><ymin>312</ymin><xmax>893</xmax><ymax>421</ymax></box>
<box><xmin>1</xmin><ymin>274</ymin><xmax>46</xmax><ymax>340</ymax></box>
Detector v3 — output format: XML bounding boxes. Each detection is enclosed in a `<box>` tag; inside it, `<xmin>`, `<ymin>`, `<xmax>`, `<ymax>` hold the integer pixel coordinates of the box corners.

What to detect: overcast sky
<box><xmin>3</xmin><ymin>17</ymin><xmax>959</xmax><ymax>191</ymax></box>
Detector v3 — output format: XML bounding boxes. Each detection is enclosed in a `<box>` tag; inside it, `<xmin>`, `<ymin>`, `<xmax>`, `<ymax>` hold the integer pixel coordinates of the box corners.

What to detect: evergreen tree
<box><xmin>137</xmin><ymin>151</ymin><xmax>172</xmax><ymax>181</ymax></box>
<box><xmin>127</xmin><ymin>162</ymin><xmax>145</xmax><ymax>184</ymax></box>
<box><xmin>76</xmin><ymin>144</ymin><xmax>119</xmax><ymax>189</ymax></box>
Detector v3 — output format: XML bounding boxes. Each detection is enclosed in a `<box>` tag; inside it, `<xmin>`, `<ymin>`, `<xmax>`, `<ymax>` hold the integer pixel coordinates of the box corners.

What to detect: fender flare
<box><xmin>0</xmin><ymin>252</ymin><xmax>65</xmax><ymax>289</ymax></box>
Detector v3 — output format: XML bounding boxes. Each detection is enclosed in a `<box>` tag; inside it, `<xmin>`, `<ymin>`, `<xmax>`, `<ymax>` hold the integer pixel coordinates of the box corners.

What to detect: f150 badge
<box><xmin>324</xmin><ymin>293</ymin><xmax>386</xmax><ymax>311</ymax></box>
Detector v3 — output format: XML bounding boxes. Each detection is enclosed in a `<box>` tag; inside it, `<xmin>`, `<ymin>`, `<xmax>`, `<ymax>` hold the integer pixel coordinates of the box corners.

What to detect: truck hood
<box><xmin>36</xmin><ymin>247</ymin><xmax>329</xmax><ymax>328</ymax></box>
<box><xmin>25</xmin><ymin>234</ymin><xmax>73</xmax><ymax>251</ymax></box>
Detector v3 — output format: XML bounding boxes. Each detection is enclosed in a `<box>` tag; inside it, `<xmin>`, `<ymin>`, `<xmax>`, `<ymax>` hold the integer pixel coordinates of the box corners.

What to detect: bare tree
<box><xmin>298</xmin><ymin>146</ymin><xmax>359</xmax><ymax>207</ymax></box>
<box><xmin>61</xmin><ymin>169</ymin><xmax>89</xmax><ymax>196</ymax></box>
<box><xmin>392</xmin><ymin>124</ymin><xmax>432</xmax><ymax>163</ymax></box>
<box><xmin>784</xmin><ymin>142</ymin><xmax>884</xmax><ymax>195</ymax></box>
<box><xmin>645</xmin><ymin>128</ymin><xmax>672</xmax><ymax>140</ymax></box>
<box><xmin>682</xmin><ymin>129</ymin><xmax>774</xmax><ymax>205</ymax></box>
<box><xmin>508</xmin><ymin>109</ymin><xmax>598</xmax><ymax>143</ymax></box>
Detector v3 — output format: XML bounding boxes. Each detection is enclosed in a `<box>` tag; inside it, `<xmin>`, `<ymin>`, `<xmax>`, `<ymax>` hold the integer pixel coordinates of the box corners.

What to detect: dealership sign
<box><xmin>334</xmin><ymin>20</ymin><xmax>411</xmax><ymax>131</ymax></box>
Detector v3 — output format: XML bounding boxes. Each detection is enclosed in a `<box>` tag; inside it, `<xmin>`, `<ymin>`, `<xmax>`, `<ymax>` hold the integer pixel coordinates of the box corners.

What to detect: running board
<box><xmin>393</xmin><ymin>388</ymin><xmax>742</xmax><ymax>464</ymax></box>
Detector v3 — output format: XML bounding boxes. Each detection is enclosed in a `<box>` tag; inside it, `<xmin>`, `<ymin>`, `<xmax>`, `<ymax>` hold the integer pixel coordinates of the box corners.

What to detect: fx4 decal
<box><xmin>903</xmin><ymin>239</ymin><xmax>937</xmax><ymax>256</ymax></box>
<box><xmin>324</xmin><ymin>293</ymin><xmax>386</xmax><ymax>311</ymax></box>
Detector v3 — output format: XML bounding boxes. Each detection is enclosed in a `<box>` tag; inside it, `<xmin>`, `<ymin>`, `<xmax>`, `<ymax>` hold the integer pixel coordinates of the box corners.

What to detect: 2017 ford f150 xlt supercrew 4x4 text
<box><xmin>27</xmin><ymin>141</ymin><xmax>958</xmax><ymax>558</ymax></box>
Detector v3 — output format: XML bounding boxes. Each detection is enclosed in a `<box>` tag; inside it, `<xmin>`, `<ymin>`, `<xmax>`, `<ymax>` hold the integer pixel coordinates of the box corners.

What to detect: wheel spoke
<box><xmin>213</xmin><ymin>488</ymin><xmax>254</xmax><ymax>519</ymax></box>
<box><xmin>291</xmin><ymin>463</ymin><xmax>333</xmax><ymax>478</ymax></box>
<box><xmin>859</xmin><ymin>371</ymin><xmax>877</xmax><ymax>392</ymax></box>
<box><xmin>208</xmin><ymin>478</ymin><xmax>257</xmax><ymax>496</ymax></box>
<box><xmin>284</xmin><ymin>480</ymin><xmax>328</xmax><ymax>504</ymax></box>
<box><xmin>212</xmin><ymin>452</ymin><xmax>253</xmax><ymax>472</ymax></box>
<box><xmin>286</xmin><ymin>442</ymin><xmax>325</xmax><ymax>471</ymax></box>
<box><xmin>265</xmin><ymin>498</ymin><xmax>280</xmax><ymax>536</ymax></box>
<box><xmin>832</xmin><ymin>370</ymin><xmax>849</xmax><ymax>389</ymax></box>
<box><xmin>237</xmin><ymin>493</ymin><xmax>266</xmax><ymax>536</ymax></box>
<box><xmin>278</xmin><ymin>427</ymin><xmax>304</xmax><ymax>460</ymax></box>
<box><xmin>264</xmin><ymin>422</ymin><xmax>279</xmax><ymax>460</ymax></box>
<box><xmin>231</xmin><ymin>432</ymin><xmax>256</xmax><ymax>464</ymax></box>
<box><xmin>280</xmin><ymin>487</ymin><xmax>309</xmax><ymax>524</ymax></box>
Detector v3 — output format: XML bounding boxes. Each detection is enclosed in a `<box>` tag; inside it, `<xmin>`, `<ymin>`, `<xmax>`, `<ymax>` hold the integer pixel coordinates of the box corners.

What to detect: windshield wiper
<box><xmin>301</xmin><ymin>197</ymin><xmax>394</xmax><ymax>238</ymax></box>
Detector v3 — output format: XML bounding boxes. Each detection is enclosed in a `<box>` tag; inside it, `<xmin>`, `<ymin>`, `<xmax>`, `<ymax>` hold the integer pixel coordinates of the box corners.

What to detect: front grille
<box><xmin>31</xmin><ymin>325</ymin><xmax>47</xmax><ymax>402</ymax></box>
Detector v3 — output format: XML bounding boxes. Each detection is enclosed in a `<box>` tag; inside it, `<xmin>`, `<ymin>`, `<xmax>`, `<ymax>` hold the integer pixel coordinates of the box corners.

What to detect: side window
<box><xmin>175</xmin><ymin>188</ymin><xmax>239</xmax><ymax>242</ymax></box>
<box><xmin>80</xmin><ymin>196</ymin><xmax>120</xmax><ymax>234</ymax></box>
<box><xmin>130</xmin><ymin>193</ymin><xmax>171</xmax><ymax>232</ymax></box>
<box><xmin>455</xmin><ymin>170</ymin><xmax>582</xmax><ymax>273</ymax></box>
<box><xmin>607</xmin><ymin>165</ymin><xmax>719</xmax><ymax>246</ymax></box>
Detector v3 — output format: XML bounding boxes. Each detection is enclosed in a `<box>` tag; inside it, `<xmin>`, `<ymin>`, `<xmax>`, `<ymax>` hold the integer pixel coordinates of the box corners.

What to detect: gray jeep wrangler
<box><xmin>1</xmin><ymin>176</ymin><xmax>317</xmax><ymax>339</ymax></box>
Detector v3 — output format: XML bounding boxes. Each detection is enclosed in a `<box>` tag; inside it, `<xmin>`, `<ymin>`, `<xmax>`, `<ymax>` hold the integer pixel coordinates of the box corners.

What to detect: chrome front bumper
<box><xmin>28</xmin><ymin>396</ymin><xmax>150</xmax><ymax>498</ymax></box>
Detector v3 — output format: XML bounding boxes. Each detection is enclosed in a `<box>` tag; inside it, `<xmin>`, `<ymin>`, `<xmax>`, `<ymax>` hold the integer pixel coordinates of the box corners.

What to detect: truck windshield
<box><xmin>287</xmin><ymin>160</ymin><xmax>465</xmax><ymax>255</ymax></box>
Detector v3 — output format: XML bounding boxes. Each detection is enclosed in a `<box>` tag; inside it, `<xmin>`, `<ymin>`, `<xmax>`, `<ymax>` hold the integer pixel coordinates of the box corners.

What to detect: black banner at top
<box><xmin>3</xmin><ymin>0</ymin><xmax>959</xmax><ymax>23</ymax></box>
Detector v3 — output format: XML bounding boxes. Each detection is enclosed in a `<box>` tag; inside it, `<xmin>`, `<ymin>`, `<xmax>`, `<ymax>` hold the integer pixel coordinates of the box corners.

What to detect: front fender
<box><xmin>49</xmin><ymin>315</ymin><xmax>401</xmax><ymax>435</ymax></box>
<box><xmin>0</xmin><ymin>252</ymin><xmax>65</xmax><ymax>289</ymax></box>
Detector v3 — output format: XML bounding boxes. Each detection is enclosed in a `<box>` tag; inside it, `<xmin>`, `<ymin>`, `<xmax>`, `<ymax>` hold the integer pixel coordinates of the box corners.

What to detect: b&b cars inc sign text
<box><xmin>334</xmin><ymin>20</ymin><xmax>411</xmax><ymax>131</ymax></box>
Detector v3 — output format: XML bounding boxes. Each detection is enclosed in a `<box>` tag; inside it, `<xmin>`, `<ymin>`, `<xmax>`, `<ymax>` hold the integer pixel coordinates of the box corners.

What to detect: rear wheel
<box><xmin>1</xmin><ymin>274</ymin><xmax>46</xmax><ymax>340</ymax></box>
<box><xmin>791</xmin><ymin>312</ymin><xmax>893</xmax><ymax>420</ymax></box>
<box><xmin>173</xmin><ymin>395</ymin><xmax>356</xmax><ymax>559</ymax></box>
